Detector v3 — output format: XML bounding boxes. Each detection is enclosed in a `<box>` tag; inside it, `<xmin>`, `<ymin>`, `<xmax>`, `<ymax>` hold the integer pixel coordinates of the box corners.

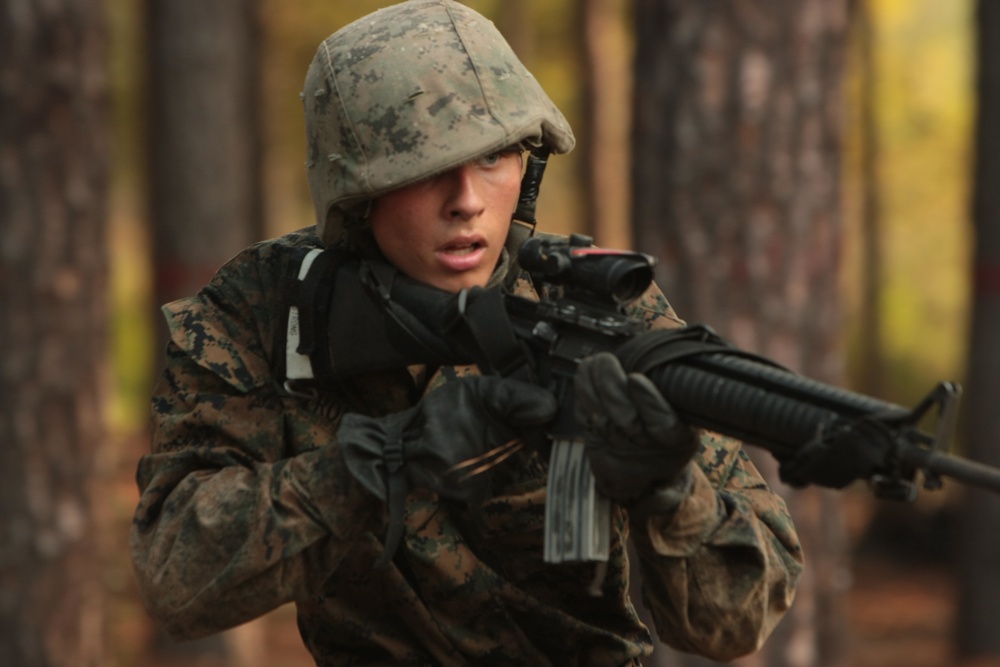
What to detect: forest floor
<box><xmin>848</xmin><ymin>558</ymin><xmax>955</xmax><ymax>667</ymax></box>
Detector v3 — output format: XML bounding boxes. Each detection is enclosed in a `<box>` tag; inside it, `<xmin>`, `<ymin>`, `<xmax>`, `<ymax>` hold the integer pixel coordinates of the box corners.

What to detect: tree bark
<box><xmin>147</xmin><ymin>0</ymin><xmax>265</xmax><ymax>322</ymax></box>
<box><xmin>495</xmin><ymin>0</ymin><xmax>533</xmax><ymax>66</ymax></box>
<box><xmin>0</xmin><ymin>0</ymin><xmax>110</xmax><ymax>665</ymax></box>
<box><xmin>580</xmin><ymin>0</ymin><xmax>633</xmax><ymax>250</ymax></box>
<box><xmin>955</xmin><ymin>2</ymin><xmax>1000</xmax><ymax>663</ymax></box>
<box><xmin>631</xmin><ymin>1</ymin><xmax>852</xmax><ymax>665</ymax></box>
<box><xmin>144</xmin><ymin>2</ymin><xmax>266</xmax><ymax>662</ymax></box>
<box><xmin>854</xmin><ymin>0</ymin><xmax>886</xmax><ymax>399</ymax></box>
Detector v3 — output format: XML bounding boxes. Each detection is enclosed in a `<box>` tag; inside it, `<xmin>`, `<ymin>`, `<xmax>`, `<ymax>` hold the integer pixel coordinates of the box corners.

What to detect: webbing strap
<box><xmin>294</xmin><ymin>249</ymin><xmax>348</xmax><ymax>385</ymax></box>
<box><xmin>374</xmin><ymin>417</ymin><xmax>407</xmax><ymax>569</ymax></box>
<box><xmin>456</xmin><ymin>288</ymin><xmax>533</xmax><ymax>382</ymax></box>
<box><xmin>615</xmin><ymin>324</ymin><xmax>784</xmax><ymax>376</ymax></box>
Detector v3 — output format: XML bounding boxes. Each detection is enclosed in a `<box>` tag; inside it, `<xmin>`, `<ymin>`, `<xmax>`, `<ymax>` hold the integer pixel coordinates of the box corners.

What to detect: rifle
<box><xmin>324</xmin><ymin>234</ymin><xmax>998</xmax><ymax>481</ymax></box>
<box><xmin>290</xmin><ymin>148</ymin><xmax>1000</xmax><ymax>564</ymax></box>
<box><xmin>297</xmin><ymin>231</ymin><xmax>1000</xmax><ymax>562</ymax></box>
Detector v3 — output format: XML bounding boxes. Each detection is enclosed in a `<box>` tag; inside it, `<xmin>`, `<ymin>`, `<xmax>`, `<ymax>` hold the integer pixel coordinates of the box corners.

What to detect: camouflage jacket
<box><xmin>130</xmin><ymin>228</ymin><xmax>802</xmax><ymax>666</ymax></box>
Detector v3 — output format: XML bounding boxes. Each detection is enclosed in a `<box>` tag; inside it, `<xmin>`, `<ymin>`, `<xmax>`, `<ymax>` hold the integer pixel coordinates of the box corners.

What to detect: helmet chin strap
<box><xmin>335</xmin><ymin>201</ymin><xmax>385</xmax><ymax>260</ymax></box>
<box><xmin>513</xmin><ymin>145</ymin><xmax>550</xmax><ymax>229</ymax></box>
<box><xmin>504</xmin><ymin>146</ymin><xmax>551</xmax><ymax>288</ymax></box>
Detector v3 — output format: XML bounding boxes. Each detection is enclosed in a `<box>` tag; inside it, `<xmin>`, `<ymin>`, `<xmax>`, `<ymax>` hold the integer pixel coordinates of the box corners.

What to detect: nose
<box><xmin>442</xmin><ymin>164</ymin><xmax>485</xmax><ymax>221</ymax></box>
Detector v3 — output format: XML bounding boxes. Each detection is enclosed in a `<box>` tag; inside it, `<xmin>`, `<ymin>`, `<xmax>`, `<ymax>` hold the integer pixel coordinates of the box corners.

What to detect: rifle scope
<box><xmin>518</xmin><ymin>234</ymin><xmax>655</xmax><ymax>305</ymax></box>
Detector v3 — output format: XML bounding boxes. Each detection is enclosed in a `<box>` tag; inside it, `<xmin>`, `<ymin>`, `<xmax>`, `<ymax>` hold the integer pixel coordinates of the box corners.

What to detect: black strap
<box><xmin>294</xmin><ymin>249</ymin><xmax>344</xmax><ymax>385</ymax></box>
<box><xmin>373</xmin><ymin>417</ymin><xmax>407</xmax><ymax>569</ymax></box>
<box><xmin>616</xmin><ymin>324</ymin><xmax>786</xmax><ymax>376</ymax></box>
<box><xmin>455</xmin><ymin>288</ymin><xmax>533</xmax><ymax>382</ymax></box>
<box><xmin>504</xmin><ymin>146</ymin><xmax>550</xmax><ymax>290</ymax></box>
<box><xmin>358</xmin><ymin>260</ymin><xmax>464</xmax><ymax>364</ymax></box>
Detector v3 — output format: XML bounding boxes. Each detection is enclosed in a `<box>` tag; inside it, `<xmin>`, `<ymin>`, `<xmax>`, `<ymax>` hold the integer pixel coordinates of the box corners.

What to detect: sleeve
<box><xmin>129</xmin><ymin>271</ymin><xmax>380</xmax><ymax>640</ymax></box>
<box><xmin>630</xmin><ymin>435</ymin><xmax>802</xmax><ymax>661</ymax></box>
<box><xmin>621</xmin><ymin>282</ymin><xmax>804</xmax><ymax>661</ymax></box>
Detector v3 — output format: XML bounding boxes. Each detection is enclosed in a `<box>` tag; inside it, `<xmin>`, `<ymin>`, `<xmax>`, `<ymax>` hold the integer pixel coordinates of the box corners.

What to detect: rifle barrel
<box><xmin>899</xmin><ymin>446</ymin><xmax>1000</xmax><ymax>494</ymax></box>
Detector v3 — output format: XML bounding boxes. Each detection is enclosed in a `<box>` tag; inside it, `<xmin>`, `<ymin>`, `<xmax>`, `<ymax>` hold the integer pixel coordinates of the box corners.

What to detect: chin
<box><xmin>436</xmin><ymin>274</ymin><xmax>488</xmax><ymax>293</ymax></box>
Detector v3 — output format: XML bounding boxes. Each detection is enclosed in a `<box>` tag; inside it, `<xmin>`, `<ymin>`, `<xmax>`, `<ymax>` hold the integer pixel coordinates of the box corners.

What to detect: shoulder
<box><xmin>161</xmin><ymin>227</ymin><xmax>328</xmax><ymax>392</ymax></box>
<box><xmin>196</xmin><ymin>227</ymin><xmax>331</xmax><ymax>331</ymax></box>
<box><xmin>212</xmin><ymin>226</ymin><xmax>324</xmax><ymax>287</ymax></box>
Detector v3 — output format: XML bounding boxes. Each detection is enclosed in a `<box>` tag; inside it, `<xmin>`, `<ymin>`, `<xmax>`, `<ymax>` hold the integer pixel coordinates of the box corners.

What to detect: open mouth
<box><xmin>436</xmin><ymin>238</ymin><xmax>488</xmax><ymax>272</ymax></box>
<box><xmin>442</xmin><ymin>241</ymin><xmax>483</xmax><ymax>256</ymax></box>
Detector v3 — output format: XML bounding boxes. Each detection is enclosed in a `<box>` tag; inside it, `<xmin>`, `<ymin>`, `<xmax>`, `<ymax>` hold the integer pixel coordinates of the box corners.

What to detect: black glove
<box><xmin>337</xmin><ymin>375</ymin><xmax>556</xmax><ymax>565</ymax></box>
<box><xmin>574</xmin><ymin>352</ymin><xmax>700</xmax><ymax>505</ymax></box>
<box><xmin>779</xmin><ymin>417</ymin><xmax>893</xmax><ymax>489</ymax></box>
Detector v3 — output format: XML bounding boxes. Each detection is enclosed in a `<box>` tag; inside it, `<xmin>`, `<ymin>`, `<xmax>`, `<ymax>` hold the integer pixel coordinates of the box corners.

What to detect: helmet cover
<box><xmin>302</xmin><ymin>0</ymin><xmax>575</xmax><ymax>245</ymax></box>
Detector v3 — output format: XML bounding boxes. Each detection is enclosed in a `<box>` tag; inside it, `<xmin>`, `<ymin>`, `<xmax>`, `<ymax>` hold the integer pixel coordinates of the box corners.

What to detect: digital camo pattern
<box><xmin>302</xmin><ymin>0</ymin><xmax>575</xmax><ymax>245</ymax></box>
<box><xmin>130</xmin><ymin>227</ymin><xmax>802</xmax><ymax>665</ymax></box>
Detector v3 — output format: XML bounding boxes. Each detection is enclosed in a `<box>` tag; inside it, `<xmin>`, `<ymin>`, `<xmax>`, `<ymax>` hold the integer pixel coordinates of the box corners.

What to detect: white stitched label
<box><xmin>298</xmin><ymin>248</ymin><xmax>324</xmax><ymax>280</ymax></box>
<box><xmin>285</xmin><ymin>306</ymin><xmax>314</xmax><ymax>380</ymax></box>
<box><xmin>285</xmin><ymin>249</ymin><xmax>325</xmax><ymax>382</ymax></box>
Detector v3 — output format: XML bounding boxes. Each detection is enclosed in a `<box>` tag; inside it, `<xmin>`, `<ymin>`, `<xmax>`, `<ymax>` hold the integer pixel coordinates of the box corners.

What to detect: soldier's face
<box><xmin>368</xmin><ymin>149</ymin><xmax>522</xmax><ymax>292</ymax></box>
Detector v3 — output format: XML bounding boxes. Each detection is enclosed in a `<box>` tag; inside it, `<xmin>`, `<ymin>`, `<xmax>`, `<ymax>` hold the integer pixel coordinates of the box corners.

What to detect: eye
<box><xmin>478</xmin><ymin>152</ymin><xmax>504</xmax><ymax>167</ymax></box>
<box><xmin>474</xmin><ymin>147</ymin><xmax>522</xmax><ymax>170</ymax></box>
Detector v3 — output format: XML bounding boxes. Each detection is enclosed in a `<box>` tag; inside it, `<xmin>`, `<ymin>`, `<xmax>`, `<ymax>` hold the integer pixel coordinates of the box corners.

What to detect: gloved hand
<box><xmin>574</xmin><ymin>352</ymin><xmax>700</xmax><ymax>505</ymax></box>
<box><xmin>779</xmin><ymin>416</ymin><xmax>893</xmax><ymax>489</ymax></box>
<box><xmin>337</xmin><ymin>375</ymin><xmax>556</xmax><ymax>565</ymax></box>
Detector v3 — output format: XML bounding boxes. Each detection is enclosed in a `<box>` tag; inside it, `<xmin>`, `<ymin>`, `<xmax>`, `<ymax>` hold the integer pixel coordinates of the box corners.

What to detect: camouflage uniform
<box><xmin>132</xmin><ymin>1</ymin><xmax>802</xmax><ymax>663</ymax></box>
<box><xmin>131</xmin><ymin>227</ymin><xmax>802</xmax><ymax>666</ymax></box>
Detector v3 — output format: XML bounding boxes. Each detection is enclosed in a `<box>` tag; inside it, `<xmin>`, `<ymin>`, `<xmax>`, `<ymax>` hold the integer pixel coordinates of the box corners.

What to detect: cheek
<box><xmin>490</xmin><ymin>182</ymin><xmax>520</xmax><ymax>236</ymax></box>
<box><xmin>369</xmin><ymin>198</ymin><xmax>420</xmax><ymax>257</ymax></box>
<box><xmin>505</xmin><ymin>183</ymin><xmax>524</xmax><ymax>222</ymax></box>
<box><xmin>372</xmin><ymin>224</ymin><xmax>417</xmax><ymax>269</ymax></box>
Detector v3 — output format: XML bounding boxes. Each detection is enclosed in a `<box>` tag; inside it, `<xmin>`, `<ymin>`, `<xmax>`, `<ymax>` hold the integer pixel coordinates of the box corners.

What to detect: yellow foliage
<box><xmin>843</xmin><ymin>0</ymin><xmax>974</xmax><ymax>405</ymax></box>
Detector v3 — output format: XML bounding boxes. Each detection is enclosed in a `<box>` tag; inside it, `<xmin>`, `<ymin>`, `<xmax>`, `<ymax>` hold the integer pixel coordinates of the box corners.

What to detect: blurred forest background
<box><xmin>3</xmin><ymin>0</ymin><xmax>1000</xmax><ymax>666</ymax></box>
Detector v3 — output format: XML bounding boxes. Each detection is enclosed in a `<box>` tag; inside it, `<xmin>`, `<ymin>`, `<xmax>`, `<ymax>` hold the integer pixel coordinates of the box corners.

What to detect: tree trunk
<box><xmin>631</xmin><ymin>1</ymin><xmax>852</xmax><ymax>666</ymax></box>
<box><xmin>854</xmin><ymin>0</ymin><xmax>886</xmax><ymax>399</ymax></box>
<box><xmin>580</xmin><ymin>0</ymin><xmax>633</xmax><ymax>250</ymax></box>
<box><xmin>955</xmin><ymin>2</ymin><xmax>1000</xmax><ymax>664</ymax></box>
<box><xmin>145</xmin><ymin>1</ymin><xmax>266</xmax><ymax>663</ymax></box>
<box><xmin>495</xmin><ymin>0</ymin><xmax>533</xmax><ymax>66</ymax></box>
<box><xmin>0</xmin><ymin>1</ymin><xmax>110</xmax><ymax>665</ymax></box>
<box><xmin>147</xmin><ymin>0</ymin><xmax>265</xmax><ymax>323</ymax></box>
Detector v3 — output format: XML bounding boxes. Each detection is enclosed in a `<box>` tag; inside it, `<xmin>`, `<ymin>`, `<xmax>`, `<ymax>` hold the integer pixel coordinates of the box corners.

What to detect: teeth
<box><xmin>446</xmin><ymin>244</ymin><xmax>476</xmax><ymax>255</ymax></box>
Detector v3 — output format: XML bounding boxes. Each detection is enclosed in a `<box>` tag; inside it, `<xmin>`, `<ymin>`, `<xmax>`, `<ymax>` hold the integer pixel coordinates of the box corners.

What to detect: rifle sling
<box><xmin>455</xmin><ymin>288</ymin><xmax>534</xmax><ymax>382</ymax></box>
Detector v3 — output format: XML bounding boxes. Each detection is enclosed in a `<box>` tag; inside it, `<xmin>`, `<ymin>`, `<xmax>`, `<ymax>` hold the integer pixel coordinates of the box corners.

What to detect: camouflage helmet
<box><xmin>302</xmin><ymin>0</ymin><xmax>575</xmax><ymax>246</ymax></box>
